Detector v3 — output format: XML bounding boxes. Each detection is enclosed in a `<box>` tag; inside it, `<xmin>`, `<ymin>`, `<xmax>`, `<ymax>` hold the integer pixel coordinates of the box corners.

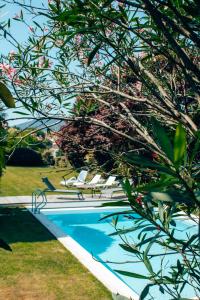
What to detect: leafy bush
<box><xmin>55</xmin><ymin>156</ymin><xmax>69</xmax><ymax>168</ymax></box>
<box><xmin>42</xmin><ymin>150</ymin><xmax>55</xmax><ymax>166</ymax></box>
<box><xmin>7</xmin><ymin>147</ymin><xmax>44</xmax><ymax>166</ymax></box>
<box><xmin>104</xmin><ymin>124</ymin><xmax>200</xmax><ymax>299</ymax></box>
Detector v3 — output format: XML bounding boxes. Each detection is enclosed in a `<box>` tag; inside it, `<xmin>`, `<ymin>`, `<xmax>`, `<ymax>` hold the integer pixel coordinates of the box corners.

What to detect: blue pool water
<box><xmin>42</xmin><ymin>208</ymin><xmax>197</xmax><ymax>299</ymax></box>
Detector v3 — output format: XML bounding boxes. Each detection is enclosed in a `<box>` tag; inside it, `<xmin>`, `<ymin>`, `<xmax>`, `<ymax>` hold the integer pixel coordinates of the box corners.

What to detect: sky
<box><xmin>0</xmin><ymin>1</ymin><xmax>48</xmax><ymax>126</ymax></box>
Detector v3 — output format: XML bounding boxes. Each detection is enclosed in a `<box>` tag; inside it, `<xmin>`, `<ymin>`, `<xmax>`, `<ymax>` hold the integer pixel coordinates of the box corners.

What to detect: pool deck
<box><xmin>0</xmin><ymin>193</ymin><xmax>126</xmax><ymax>209</ymax></box>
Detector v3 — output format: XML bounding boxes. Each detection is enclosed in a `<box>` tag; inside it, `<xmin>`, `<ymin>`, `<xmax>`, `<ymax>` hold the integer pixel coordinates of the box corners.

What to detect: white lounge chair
<box><xmin>42</xmin><ymin>177</ymin><xmax>84</xmax><ymax>200</ymax></box>
<box><xmin>95</xmin><ymin>176</ymin><xmax>117</xmax><ymax>188</ymax></box>
<box><xmin>74</xmin><ymin>174</ymin><xmax>102</xmax><ymax>187</ymax></box>
<box><xmin>60</xmin><ymin>170</ymin><xmax>88</xmax><ymax>187</ymax></box>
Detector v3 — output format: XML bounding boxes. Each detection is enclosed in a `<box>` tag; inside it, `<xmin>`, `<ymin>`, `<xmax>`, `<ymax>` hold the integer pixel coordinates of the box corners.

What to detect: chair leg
<box><xmin>78</xmin><ymin>192</ymin><xmax>84</xmax><ymax>200</ymax></box>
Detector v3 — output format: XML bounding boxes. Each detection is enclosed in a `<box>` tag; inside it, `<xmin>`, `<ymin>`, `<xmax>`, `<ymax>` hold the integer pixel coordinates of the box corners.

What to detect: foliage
<box><xmin>0</xmin><ymin>0</ymin><xmax>199</xmax><ymax>160</ymax></box>
<box><xmin>42</xmin><ymin>149</ymin><xmax>55</xmax><ymax>166</ymax></box>
<box><xmin>7</xmin><ymin>147</ymin><xmax>44</xmax><ymax>166</ymax></box>
<box><xmin>0</xmin><ymin>82</ymin><xmax>15</xmax><ymax>108</ymax></box>
<box><xmin>6</xmin><ymin>128</ymin><xmax>52</xmax><ymax>154</ymax></box>
<box><xmin>103</xmin><ymin>123</ymin><xmax>200</xmax><ymax>299</ymax></box>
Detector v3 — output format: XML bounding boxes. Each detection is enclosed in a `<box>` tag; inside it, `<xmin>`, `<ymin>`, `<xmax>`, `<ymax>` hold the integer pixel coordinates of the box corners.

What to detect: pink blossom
<box><xmin>13</xmin><ymin>78</ymin><xmax>23</xmax><ymax>85</ymax></box>
<box><xmin>152</xmin><ymin>152</ymin><xmax>159</xmax><ymax>159</ymax></box>
<box><xmin>38</xmin><ymin>56</ymin><xmax>53</xmax><ymax>68</ymax></box>
<box><xmin>0</xmin><ymin>63</ymin><xmax>16</xmax><ymax>77</ymax></box>
<box><xmin>9</xmin><ymin>50</ymin><xmax>16</xmax><ymax>55</ymax></box>
<box><xmin>105</xmin><ymin>29</ymin><xmax>112</xmax><ymax>37</ymax></box>
<box><xmin>135</xmin><ymin>195</ymin><xmax>143</xmax><ymax>206</ymax></box>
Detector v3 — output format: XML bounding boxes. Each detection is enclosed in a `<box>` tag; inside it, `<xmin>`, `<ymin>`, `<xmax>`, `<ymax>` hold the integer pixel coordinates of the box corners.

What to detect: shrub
<box><xmin>55</xmin><ymin>156</ymin><xmax>69</xmax><ymax>168</ymax></box>
<box><xmin>42</xmin><ymin>150</ymin><xmax>55</xmax><ymax>166</ymax></box>
<box><xmin>7</xmin><ymin>147</ymin><xmax>44</xmax><ymax>166</ymax></box>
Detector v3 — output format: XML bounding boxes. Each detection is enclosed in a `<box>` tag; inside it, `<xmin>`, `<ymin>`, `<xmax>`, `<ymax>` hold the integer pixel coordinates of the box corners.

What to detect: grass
<box><xmin>0</xmin><ymin>166</ymin><xmax>76</xmax><ymax>196</ymax></box>
<box><xmin>0</xmin><ymin>207</ymin><xmax>112</xmax><ymax>300</ymax></box>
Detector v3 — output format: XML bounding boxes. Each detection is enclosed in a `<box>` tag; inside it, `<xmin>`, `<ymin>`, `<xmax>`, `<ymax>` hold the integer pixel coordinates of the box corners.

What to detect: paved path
<box><xmin>0</xmin><ymin>193</ymin><xmax>126</xmax><ymax>209</ymax></box>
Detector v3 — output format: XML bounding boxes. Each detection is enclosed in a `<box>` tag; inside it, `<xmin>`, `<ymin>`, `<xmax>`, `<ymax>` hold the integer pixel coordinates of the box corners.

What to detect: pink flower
<box><xmin>152</xmin><ymin>152</ymin><xmax>159</xmax><ymax>159</ymax></box>
<box><xmin>38</xmin><ymin>56</ymin><xmax>53</xmax><ymax>68</ymax></box>
<box><xmin>105</xmin><ymin>29</ymin><xmax>112</xmax><ymax>37</ymax></box>
<box><xmin>135</xmin><ymin>195</ymin><xmax>143</xmax><ymax>205</ymax></box>
<box><xmin>9</xmin><ymin>50</ymin><xmax>16</xmax><ymax>55</ymax></box>
<box><xmin>0</xmin><ymin>63</ymin><xmax>16</xmax><ymax>77</ymax></box>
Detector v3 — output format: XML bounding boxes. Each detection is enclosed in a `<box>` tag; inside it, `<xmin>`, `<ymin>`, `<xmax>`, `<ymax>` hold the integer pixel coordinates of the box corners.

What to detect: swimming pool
<box><xmin>38</xmin><ymin>207</ymin><xmax>197</xmax><ymax>300</ymax></box>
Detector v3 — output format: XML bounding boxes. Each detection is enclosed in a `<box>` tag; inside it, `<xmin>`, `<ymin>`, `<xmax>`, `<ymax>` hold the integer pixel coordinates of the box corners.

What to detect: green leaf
<box><xmin>134</xmin><ymin>178</ymin><xmax>178</xmax><ymax>193</ymax></box>
<box><xmin>115</xmin><ymin>270</ymin><xmax>149</xmax><ymax>279</ymax></box>
<box><xmin>87</xmin><ymin>44</ymin><xmax>101</xmax><ymax>66</ymax></box>
<box><xmin>125</xmin><ymin>154</ymin><xmax>176</xmax><ymax>176</ymax></box>
<box><xmin>174</xmin><ymin>124</ymin><xmax>186</xmax><ymax>166</ymax></box>
<box><xmin>143</xmin><ymin>255</ymin><xmax>153</xmax><ymax>274</ymax></box>
<box><xmin>182</xmin><ymin>234</ymin><xmax>198</xmax><ymax>252</ymax></box>
<box><xmin>0</xmin><ymin>82</ymin><xmax>15</xmax><ymax>108</ymax></box>
<box><xmin>99</xmin><ymin>209</ymin><xmax>133</xmax><ymax>221</ymax></box>
<box><xmin>119</xmin><ymin>243</ymin><xmax>139</xmax><ymax>254</ymax></box>
<box><xmin>13</xmin><ymin>111</ymin><xmax>30</xmax><ymax>115</ymax></box>
<box><xmin>109</xmin><ymin>226</ymin><xmax>139</xmax><ymax>236</ymax></box>
<box><xmin>143</xmin><ymin>243</ymin><xmax>154</xmax><ymax>274</ymax></box>
<box><xmin>148</xmin><ymin>191</ymin><xmax>191</xmax><ymax>205</ymax></box>
<box><xmin>140</xmin><ymin>284</ymin><xmax>154</xmax><ymax>300</ymax></box>
<box><xmin>152</xmin><ymin>119</ymin><xmax>173</xmax><ymax>161</ymax></box>
<box><xmin>159</xmin><ymin>285</ymin><xmax>165</xmax><ymax>294</ymax></box>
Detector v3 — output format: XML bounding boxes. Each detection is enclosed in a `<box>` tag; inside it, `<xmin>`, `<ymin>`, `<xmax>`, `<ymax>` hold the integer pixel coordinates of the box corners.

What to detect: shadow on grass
<box><xmin>0</xmin><ymin>207</ymin><xmax>56</xmax><ymax>245</ymax></box>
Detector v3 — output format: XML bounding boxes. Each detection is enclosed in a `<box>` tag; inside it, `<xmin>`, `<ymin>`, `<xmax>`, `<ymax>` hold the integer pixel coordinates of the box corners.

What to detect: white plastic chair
<box><xmin>74</xmin><ymin>174</ymin><xmax>102</xmax><ymax>187</ymax></box>
<box><xmin>95</xmin><ymin>176</ymin><xmax>117</xmax><ymax>188</ymax></box>
<box><xmin>60</xmin><ymin>170</ymin><xmax>88</xmax><ymax>187</ymax></box>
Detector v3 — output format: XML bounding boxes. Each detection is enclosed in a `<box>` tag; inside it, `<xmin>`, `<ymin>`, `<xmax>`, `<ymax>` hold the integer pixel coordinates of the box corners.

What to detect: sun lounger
<box><xmin>95</xmin><ymin>176</ymin><xmax>117</xmax><ymax>188</ymax></box>
<box><xmin>60</xmin><ymin>170</ymin><xmax>88</xmax><ymax>187</ymax></box>
<box><xmin>74</xmin><ymin>174</ymin><xmax>102</xmax><ymax>187</ymax></box>
<box><xmin>42</xmin><ymin>177</ymin><xmax>84</xmax><ymax>200</ymax></box>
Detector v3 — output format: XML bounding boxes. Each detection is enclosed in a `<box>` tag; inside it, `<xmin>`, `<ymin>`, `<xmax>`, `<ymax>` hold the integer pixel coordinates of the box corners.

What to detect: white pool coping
<box><xmin>28</xmin><ymin>206</ymin><xmax>139</xmax><ymax>300</ymax></box>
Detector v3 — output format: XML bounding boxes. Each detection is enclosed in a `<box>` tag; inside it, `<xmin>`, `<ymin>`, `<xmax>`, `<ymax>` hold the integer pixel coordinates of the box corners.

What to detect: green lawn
<box><xmin>0</xmin><ymin>207</ymin><xmax>112</xmax><ymax>300</ymax></box>
<box><xmin>0</xmin><ymin>166</ymin><xmax>76</xmax><ymax>196</ymax></box>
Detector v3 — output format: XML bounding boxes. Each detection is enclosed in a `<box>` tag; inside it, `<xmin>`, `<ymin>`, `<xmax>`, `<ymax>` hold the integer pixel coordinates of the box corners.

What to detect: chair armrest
<box><xmin>62</xmin><ymin>175</ymin><xmax>76</xmax><ymax>183</ymax></box>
